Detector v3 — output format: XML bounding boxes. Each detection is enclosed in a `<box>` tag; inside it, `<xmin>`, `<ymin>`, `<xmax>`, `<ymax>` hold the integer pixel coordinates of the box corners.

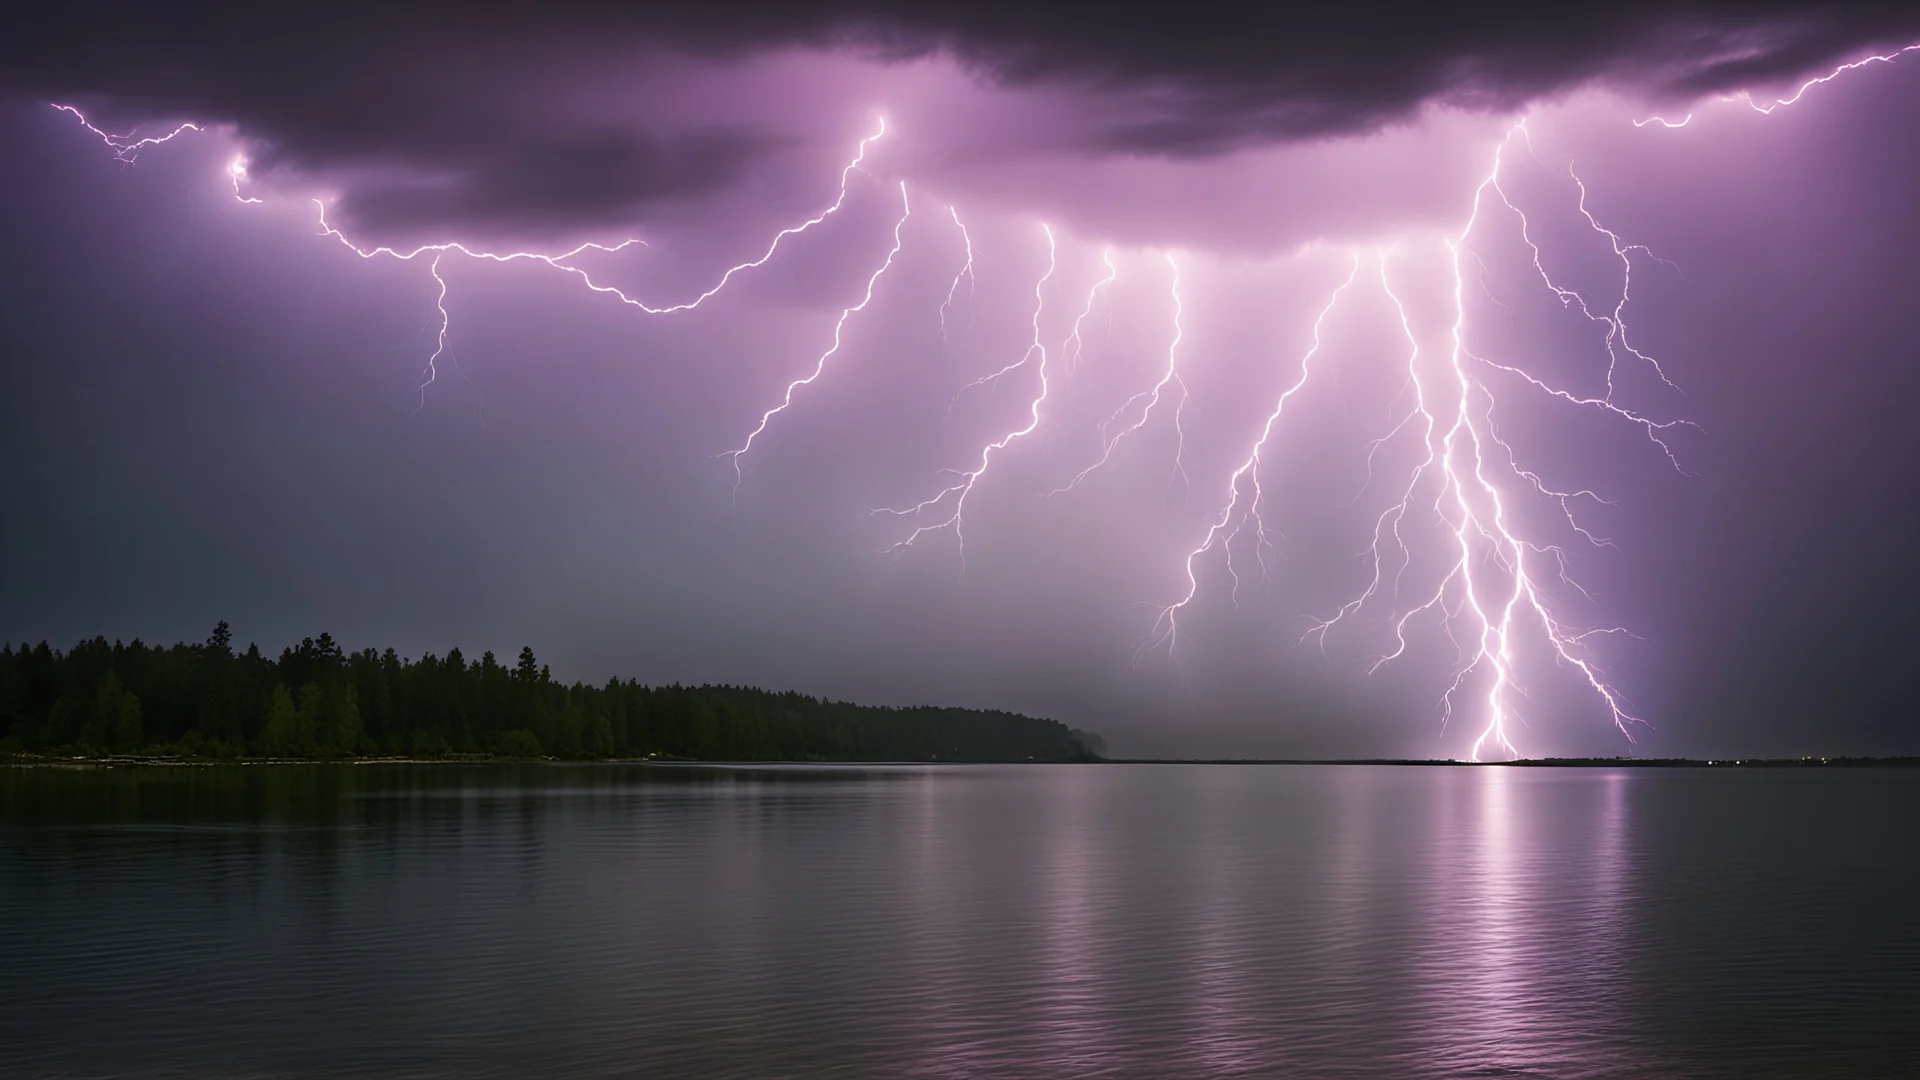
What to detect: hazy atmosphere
<box><xmin>6</xmin><ymin>2</ymin><xmax>1920</xmax><ymax>760</ymax></box>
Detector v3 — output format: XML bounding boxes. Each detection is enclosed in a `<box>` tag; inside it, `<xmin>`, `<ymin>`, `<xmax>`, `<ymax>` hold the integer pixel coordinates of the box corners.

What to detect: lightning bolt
<box><xmin>1451</xmin><ymin>170</ymin><xmax>1651</xmax><ymax>757</ymax></box>
<box><xmin>877</xmin><ymin>224</ymin><xmax>1058</xmax><ymax>565</ymax></box>
<box><xmin>1285</xmin><ymin>132</ymin><xmax>1657</xmax><ymax>761</ymax></box>
<box><xmin>1047</xmin><ymin>253</ymin><xmax>1188</xmax><ymax>495</ymax></box>
<box><xmin>419</xmin><ymin>254</ymin><xmax>452</xmax><ymax>410</ymax></box>
<box><xmin>1634</xmin><ymin>42</ymin><xmax>1920</xmax><ymax>127</ymax></box>
<box><xmin>53</xmin><ymin>104</ymin><xmax>890</xmax><ymax>409</ymax></box>
<box><xmin>724</xmin><ymin>181</ymin><xmax>913</xmax><ymax>490</ymax></box>
<box><xmin>1060</xmin><ymin>248</ymin><xmax>1119</xmax><ymax>377</ymax></box>
<box><xmin>413</xmin><ymin>254</ymin><xmax>487</xmax><ymax>417</ymax></box>
<box><xmin>939</xmin><ymin>205</ymin><xmax>976</xmax><ymax>345</ymax></box>
<box><xmin>1098</xmin><ymin>119</ymin><xmax>1669</xmax><ymax>758</ymax></box>
<box><xmin>305</xmin><ymin>117</ymin><xmax>887</xmax><ymax>316</ymax></box>
<box><xmin>1137</xmin><ymin>254</ymin><xmax>1363</xmax><ymax>664</ymax></box>
<box><xmin>1441</xmin><ymin>212</ymin><xmax>1645</xmax><ymax>761</ymax></box>
<box><xmin>50</xmin><ymin>104</ymin><xmax>201</xmax><ymax>162</ymax></box>
<box><xmin>618</xmin><ymin>116</ymin><xmax>888</xmax><ymax>316</ymax></box>
<box><xmin>226</xmin><ymin>157</ymin><xmax>264</xmax><ymax>204</ymax></box>
<box><xmin>1483</xmin><ymin>129</ymin><xmax>1693</xmax><ymax>468</ymax></box>
<box><xmin>1298</xmin><ymin>254</ymin><xmax>1437</xmax><ymax>648</ymax></box>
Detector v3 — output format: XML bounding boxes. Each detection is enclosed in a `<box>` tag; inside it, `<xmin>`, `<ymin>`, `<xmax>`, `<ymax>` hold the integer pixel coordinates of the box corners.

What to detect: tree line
<box><xmin>0</xmin><ymin>624</ymin><xmax>1105</xmax><ymax>762</ymax></box>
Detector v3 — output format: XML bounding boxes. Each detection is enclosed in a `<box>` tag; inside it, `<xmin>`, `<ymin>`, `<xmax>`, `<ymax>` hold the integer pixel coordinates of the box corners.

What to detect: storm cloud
<box><xmin>7</xmin><ymin>1</ymin><xmax>1920</xmax><ymax>236</ymax></box>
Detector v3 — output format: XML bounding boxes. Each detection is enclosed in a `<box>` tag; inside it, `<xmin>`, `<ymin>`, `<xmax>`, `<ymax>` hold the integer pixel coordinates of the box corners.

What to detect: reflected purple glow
<box><xmin>1459</xmin><ymin>766</ymin><xmax>1534</xmax><ymax>1060</ymax></box>
<box><xmin>14</xmin><ymin>763</ymin><xmax>1910</xmax><ymax>1075</ymax></box>
<box><xmin>1034</xmin><ymin>767</ymin><xmax>1115</xmax><ymax>1071</ymax></box>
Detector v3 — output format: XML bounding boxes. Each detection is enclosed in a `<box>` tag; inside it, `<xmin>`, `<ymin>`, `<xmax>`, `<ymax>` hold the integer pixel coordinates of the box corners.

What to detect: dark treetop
<box><xmin>0</xmin><ymin>623</ymin><xmax>1104</xmax><ymax>763</ymax></box>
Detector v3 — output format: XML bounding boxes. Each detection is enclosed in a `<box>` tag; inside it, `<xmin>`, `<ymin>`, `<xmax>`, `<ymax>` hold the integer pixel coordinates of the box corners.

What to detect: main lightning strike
<box><xmin>1290</xmin><ymin>139</ymin><xmax>1654</xmax><ymax>760</ymax></box>
<box><xmin>724</xmin><ymin>181</ymin><xmax>913</xmax><ymax>489</ymax></box>
<box><xmin>876</xmin><ymin>225</ymin><xmax>1058</xmax><ymax>564</ymax></box>
<box><xmin>1128</xmin><ymin>122</ymin><xmax>1666</xmax><ymax>757</ymax></box>
<box><xmin>1440</xmin><ymin>217</ymin><xmax>1646</xmax><ymax>761</ymax></box>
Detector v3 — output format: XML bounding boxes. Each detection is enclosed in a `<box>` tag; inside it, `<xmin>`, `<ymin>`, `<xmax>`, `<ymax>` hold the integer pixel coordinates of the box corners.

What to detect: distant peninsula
<box><xmin>0</xmin><ymin>625</ymin><xmax>1104</xmax><ymax>764</ymax></box>
<box><xmin>1106</xmin><ymin>756</ymin><xmax>1920</xmax><ymax>768</ymax></box>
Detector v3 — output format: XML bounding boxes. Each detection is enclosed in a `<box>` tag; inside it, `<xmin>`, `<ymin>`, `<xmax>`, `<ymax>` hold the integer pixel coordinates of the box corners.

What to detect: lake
<box><xmin>2</xmin><ymin>762</ymin><xmax>1916</xmax><ymax>1078</ymax></box>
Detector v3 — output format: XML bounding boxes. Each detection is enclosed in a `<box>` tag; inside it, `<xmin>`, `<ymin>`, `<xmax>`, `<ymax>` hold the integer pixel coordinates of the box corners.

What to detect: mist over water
<box><xmin>3</xmin><ymin>763</ymin><xmax>1916</xmax><ymax>1078</ymax></box>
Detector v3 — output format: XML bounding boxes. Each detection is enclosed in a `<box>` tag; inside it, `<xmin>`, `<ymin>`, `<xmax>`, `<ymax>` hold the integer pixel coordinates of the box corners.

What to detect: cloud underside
<box><xmin>8</xmin><ymin>0</ymin><xmax>1918</xmax><ymax>233</ymax></box>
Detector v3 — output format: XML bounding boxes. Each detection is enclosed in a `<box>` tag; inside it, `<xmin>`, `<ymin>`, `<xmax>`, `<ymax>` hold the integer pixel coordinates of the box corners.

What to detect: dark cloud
<box><xmin>3</xmin><ymin>2</ymin><xmax>1920</xmax><ymax>231</ymax></box>
<box><xmin>317</xmin><ymin>126</ymin><xmax>779</xmax><ymax>236</ymax></box>
<box><xmin>6</xmin><ymin>2</ymin><xmax>1920</xmax><ymax>228</ymax></box>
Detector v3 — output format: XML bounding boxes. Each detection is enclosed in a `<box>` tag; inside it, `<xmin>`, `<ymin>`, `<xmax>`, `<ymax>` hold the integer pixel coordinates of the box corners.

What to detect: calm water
<box><xmin>2</xmin><ymin>763</ymin><xmax>1916</xmax><ymax>1079</ymax></box>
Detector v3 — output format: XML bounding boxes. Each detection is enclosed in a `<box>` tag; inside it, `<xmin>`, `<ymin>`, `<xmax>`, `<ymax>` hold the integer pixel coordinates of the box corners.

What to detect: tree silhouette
<box><xmin>0</xmin><ymin>629</ymin><xmax>1104</xmax><ymax>763</ymax></box>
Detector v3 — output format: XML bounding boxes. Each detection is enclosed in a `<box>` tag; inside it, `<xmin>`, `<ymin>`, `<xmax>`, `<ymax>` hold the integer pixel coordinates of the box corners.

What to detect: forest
<box><xmin>0</xmin><ymin>624</ymin><xmax>1105</xmax><ymax>763</ymax></box>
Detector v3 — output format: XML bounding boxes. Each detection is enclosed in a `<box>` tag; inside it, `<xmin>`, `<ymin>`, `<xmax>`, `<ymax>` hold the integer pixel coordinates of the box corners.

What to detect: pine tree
<box><xmin>113</xmin><ymin>689</ymin><xmax>142</xmax><ymax>752</ymax></box>
<box><xmin>330</xmin><ymin>685</ymin><xmax>364</xmax><ymax>756</ymax></box>
<box><xmin>258</xmin><ymin>685</ymin><xmax>297</xmax><ymax>757</ymax></box>
<box><xmin>293</xmin><ymin>683</ymin><xmax>321</xmax><ymax>755</ymax></box>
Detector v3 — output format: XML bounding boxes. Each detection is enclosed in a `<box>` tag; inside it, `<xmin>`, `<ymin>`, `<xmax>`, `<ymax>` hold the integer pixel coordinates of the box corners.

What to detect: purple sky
<box><xmin>4</xmin><ymin>3</ymin><xmax>1920</xmax><ymax>758</ymax></box>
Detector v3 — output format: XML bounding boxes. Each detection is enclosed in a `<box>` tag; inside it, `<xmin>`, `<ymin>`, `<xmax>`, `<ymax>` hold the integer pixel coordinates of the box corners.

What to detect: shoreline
<box><xmin>7</xmin><ymin>754</ymin><xmax>1918</xmax><ymax>769</ymax></box>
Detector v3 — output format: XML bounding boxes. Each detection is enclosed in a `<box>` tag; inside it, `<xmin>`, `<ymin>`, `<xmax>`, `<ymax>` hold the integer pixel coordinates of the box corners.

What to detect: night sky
<box><xmin>4</xmin><ymin>2</ymin><xmax>1919</xmax><ymax>759</ymax></box>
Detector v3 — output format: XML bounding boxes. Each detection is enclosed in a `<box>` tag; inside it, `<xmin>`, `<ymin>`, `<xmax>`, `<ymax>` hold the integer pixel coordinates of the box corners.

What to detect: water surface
<box><xmin>2</xmin><ymin>763</ymin><xmax>1916</xmax><ymax>1078</ymax></box>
